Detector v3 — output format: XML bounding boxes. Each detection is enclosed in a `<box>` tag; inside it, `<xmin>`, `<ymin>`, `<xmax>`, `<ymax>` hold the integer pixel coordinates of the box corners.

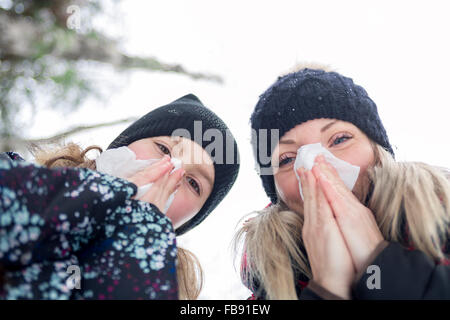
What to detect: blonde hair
<box><xmin>30</xmin><ymin>141</ymin><xmax>203</xmax><ymax>299</ymax></box>
<box><xmin>233</xmin><ymin>143</ymin><xmax>450</xmax><ymax>299</ymax></box>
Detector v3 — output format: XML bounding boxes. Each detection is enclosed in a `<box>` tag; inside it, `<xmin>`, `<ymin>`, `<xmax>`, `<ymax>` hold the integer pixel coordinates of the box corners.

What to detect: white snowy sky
<box><xmin>22</xmin><ymin>0</ymin><xmax>450</xmax><ymax>299</ymax></box>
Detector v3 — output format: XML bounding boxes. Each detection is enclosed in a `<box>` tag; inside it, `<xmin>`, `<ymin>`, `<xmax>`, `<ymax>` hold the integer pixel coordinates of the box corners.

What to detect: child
<box><xmin>0</xmin><ymin>94</ymin><xmax>240</xmax><ymax>299</ymax></box>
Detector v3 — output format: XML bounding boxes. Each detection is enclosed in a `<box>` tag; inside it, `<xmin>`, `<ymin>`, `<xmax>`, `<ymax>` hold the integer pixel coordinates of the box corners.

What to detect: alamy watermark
<box><xmin>166</xmin><ymin>121</ymin><xmax>280</xmax><ymax>176</ymax></box>
<box><xmin>366</xmin><ymin>264</ymin><xmax>381</xmax><ymax>290</ymax></box>
<box><xmin>66</xmin><ymin>5</ymin><xmax>81</xmax><ymax>31</ymax></box>
<box><xmin>66</xmin><ymin>265</ymin><xmax>81</xmax><ymax>290</ymax></box>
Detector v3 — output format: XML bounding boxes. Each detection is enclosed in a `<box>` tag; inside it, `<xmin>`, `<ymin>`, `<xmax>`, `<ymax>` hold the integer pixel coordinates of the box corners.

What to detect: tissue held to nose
<box><xmin>293</xmin><ymin>143</ymin><xmax>360</xmax><ymax>201</ymax></box>
<box><xmin>95</xmin><ymin>146</ymin><xmax>182</xmax><ymax>213</ymax></box>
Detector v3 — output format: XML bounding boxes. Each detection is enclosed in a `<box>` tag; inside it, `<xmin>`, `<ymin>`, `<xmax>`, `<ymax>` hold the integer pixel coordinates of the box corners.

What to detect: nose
<box><xmin>169</xmin><ymin>157</ymin><xmax>183</xmax><ymax>173</ymax></box>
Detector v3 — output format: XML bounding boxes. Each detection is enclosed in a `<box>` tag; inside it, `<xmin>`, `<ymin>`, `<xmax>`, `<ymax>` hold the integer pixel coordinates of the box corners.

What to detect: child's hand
<box><xmin>126</xmin><ymin>155</ymin><xmax>172</xmax><ymax>188</ymax></box>
<box><xmin>127</xmin><ymin>155</ymin><xmax>185</xmax><ymax>212</ymax></box>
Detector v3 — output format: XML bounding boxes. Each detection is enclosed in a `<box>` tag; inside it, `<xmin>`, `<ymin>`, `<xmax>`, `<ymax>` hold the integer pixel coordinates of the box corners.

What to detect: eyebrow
<box><xmin>278</xmin><ymin>120</ymin><xmax>339</xmax><ymax>146</ymax></box>
<box><xmin>279</xmin><ymin>139</ymin><xmax>296</xmax><ymax>145</ymax></box>
<box><xmin>320</xmin><ymin>120</ymin><xmax>338</xmax><ymax>133</ymax></box>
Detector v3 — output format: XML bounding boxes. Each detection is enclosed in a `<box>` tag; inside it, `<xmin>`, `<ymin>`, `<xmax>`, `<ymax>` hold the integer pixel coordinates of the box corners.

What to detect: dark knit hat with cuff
<box><xmin>250</xmin><ymin>68</ymin><xmax>394</xmax><ymax>204</ymax></box>
<box><xmin>108</xmin><ymin>94</ymin><xmax>240</xmax><ymax>235</ymax></box>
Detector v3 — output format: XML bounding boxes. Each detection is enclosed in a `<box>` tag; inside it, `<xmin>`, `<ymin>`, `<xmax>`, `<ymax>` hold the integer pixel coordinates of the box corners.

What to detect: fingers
<box><xmin>299</xmin><ymin>166</ymin><xmax>327</xmax><ymax>226</ymax></box>
<box><xmin>315</xmin><ymin>155</ymin><xmax>351</xmax><ymax>198</ymax></box>
<box><xmin>298</xmin><ymin>167</ymin><xmax>313</xmax><ymax>226</ymax></box>
<box><xmin>312</xmin><ymin>157</ymin><xmax>356</xmax><ymax>219</ymax></box>
<box><xmin>316</xmin><ymin>171</ymin><xmax>341</xmax><ymax>215</ymax></box>
<box><xmin>128</xmin><ymin>155</ymin><xmax>176</xmax><ymax>188</ymax></box>
<box><xmin>143</xmin><ymin>155</ymin><xmax>174</xmax><ymax>183</ymax></box>
<box><xmin>140</xmin><ymin>167</ymin><xmax>185</xmax><ymax>212</ymax></box>
<box><xmin>300</xmin><ymin>164</ymin><xmax>336</xmax><ymax>228</ymax></box>
<box><xmin>315</xmin><ymin>174</ymin><xmax>334</xmax><ymax>221</ymax></box>
<box><xmin>163</xmin><ymin>168</ymin><xmax>185</xmax><ymax>195</ymax></box>
<box><xmin>307</xmin><ymin>164</ymin><xmax>335</xmax><ymax>223</ymax></box>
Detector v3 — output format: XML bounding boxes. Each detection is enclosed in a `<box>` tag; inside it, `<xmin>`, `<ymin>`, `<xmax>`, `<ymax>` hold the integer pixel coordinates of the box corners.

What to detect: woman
<box><xmin>235</xmin><ymin>67</ymin><xmax>450</xmax><ymax>299</ymax></box>
<box><xmin>0</xmin><ymin>93</ymin><xmax>240</xmax><ymax>299</ymax></box>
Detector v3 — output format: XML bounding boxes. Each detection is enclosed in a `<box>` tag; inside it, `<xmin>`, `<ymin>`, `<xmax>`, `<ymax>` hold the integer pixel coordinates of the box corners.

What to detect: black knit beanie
<box><xmin>107</xmin><ymin>94</ymin><xmax>240</xmax><ymax>235</ymax></box>
<box><xmin>250</xmin><ymin>68</ymin><xmax>394</xmax><ymax>204</ymax></box>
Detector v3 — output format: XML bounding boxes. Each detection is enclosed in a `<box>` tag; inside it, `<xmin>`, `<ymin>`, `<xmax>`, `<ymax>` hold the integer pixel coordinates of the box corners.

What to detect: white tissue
<box><xmin>95</xmin><ymin>146</ymin><xmax>182</xmax><ymax>213</ymax></box>
<box><xmin>293</xmin><ymin>143</ymin><xmax>360</xmax><ymax>201</ymax></box>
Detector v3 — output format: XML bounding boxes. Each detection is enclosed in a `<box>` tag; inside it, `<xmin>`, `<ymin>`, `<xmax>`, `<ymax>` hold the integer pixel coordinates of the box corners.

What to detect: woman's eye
<box><xmin>187</xmin><ymin>176</ymin><xmax>200</xmax><ymax>195</ymax></box>
<box><xmin>331</xmin><ymin>134</ymin><xmax>352</xmax><ymax>146</ymax></box>
<box><xmin>156</xmin><ymin>143</ymin><xmax>171</xmax><ymax>156</ymax></box>
<box><xmin>279</xmin><ymin>156</ymin><xmax>295</xmax><ymax>167</ymax></box>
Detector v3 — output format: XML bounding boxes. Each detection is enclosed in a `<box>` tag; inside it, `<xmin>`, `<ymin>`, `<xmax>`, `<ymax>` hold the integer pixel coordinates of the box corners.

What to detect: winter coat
<box><xmin>0</xmin><ymin>152</ymin><xmax>178</xmax><ymax>299</ymax></box>
<box><xmin>244</xmin><ymin>207</ymin><xmax>450</xmax><ymax>300</ymax></box>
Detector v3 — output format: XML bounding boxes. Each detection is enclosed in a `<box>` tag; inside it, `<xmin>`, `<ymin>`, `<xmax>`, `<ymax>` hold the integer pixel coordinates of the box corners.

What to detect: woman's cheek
<box><xmin>339</xmin><ymin>143</ymin><xmax>375</xmax><ymax>201</ymax></box>
<box><xmin>353</xmin><ymin>155</ymin><xmax>375</xmax><ymax>201</ymax></box>
<box><xmin>274</xmin><ymin>172</ymin><xmax>303</xmax><ymax>211</ymax></box>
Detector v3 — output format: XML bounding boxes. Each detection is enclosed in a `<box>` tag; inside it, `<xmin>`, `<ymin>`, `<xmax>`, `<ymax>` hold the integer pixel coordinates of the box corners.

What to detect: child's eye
<box><xmin>187</xmin><ymin>176</ymin><xmax>200</xmax><ymax>195</ymax></box>
<box><xmin>155</xmin><ymin>142</ymin><xmax>171</xmax><ymax>156</ymax></box>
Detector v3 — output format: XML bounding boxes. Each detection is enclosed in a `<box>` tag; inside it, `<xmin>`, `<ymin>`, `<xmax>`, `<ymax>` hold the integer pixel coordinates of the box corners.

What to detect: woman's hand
<box><xmin>299</xmin><ymin>166</ymin><xmax>356</xmax><ymax>299</ymax></box>
<box><xmin>127</xmin><ymin>155</ymin><xmax>185</xmax><ymax>212</ymax></box>
<box><xmin>312</xmin><ymin>154</ymin><xmax>384</xmax><ymax>274</ymax></box>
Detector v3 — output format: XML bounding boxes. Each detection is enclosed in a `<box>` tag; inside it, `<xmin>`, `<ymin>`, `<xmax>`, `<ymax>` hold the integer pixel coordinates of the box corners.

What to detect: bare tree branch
<box><xmin>23</xmin><ymin>117</ymin><xmax>138</xmax><ymax>144</ymax></box>
<box><xmin>0</xmin><ymin>117</ymin><xmax>137</xmax><ymax>153</ymax></box>
<box><xmin>0</xmin><ymin>10</ymin><xmax>224</xmax><ymax>83</ymax></box>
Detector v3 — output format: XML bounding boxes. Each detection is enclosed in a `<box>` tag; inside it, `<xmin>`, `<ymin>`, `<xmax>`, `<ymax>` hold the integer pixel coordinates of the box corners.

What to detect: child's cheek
<box><xmin>128</xmin><ymin>141</ymin><xmax>161</xmax><ymax>161</ymax></box>
<box><xmin>165</xmin><ymin>189</ymin><xmax>197</xmax><ymax>229</ymax></box>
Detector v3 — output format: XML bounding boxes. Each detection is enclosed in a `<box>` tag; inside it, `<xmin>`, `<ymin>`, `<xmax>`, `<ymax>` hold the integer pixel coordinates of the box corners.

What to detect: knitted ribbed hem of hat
<box><xmin>107</xmin><ymin>94</ymin><xmax>240</xmax><ymax>235</ymax></box>
<box><xmin>250</xmin><ymin>68</ymin><xmax>394</xmax><ymax>204</ymax></box>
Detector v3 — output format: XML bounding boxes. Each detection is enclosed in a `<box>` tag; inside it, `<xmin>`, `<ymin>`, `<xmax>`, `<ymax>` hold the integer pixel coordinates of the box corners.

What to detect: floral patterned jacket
<box><xmin>0</xmin><ymin>152</ymin><xmax>178</xmax><ymax>299</ymax></box>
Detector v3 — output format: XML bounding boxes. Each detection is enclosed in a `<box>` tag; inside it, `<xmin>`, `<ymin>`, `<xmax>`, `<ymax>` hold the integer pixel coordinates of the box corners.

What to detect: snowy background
<box><xmin>19</xmin><ymin>0</ymin><xmax>450</xmax><ymax>299</ymax></box>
